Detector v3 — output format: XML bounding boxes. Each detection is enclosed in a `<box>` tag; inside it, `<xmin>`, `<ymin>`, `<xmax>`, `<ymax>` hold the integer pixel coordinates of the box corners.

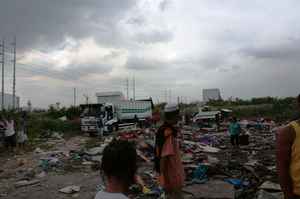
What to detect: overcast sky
<box><xmin>1</xmin><ymin>0</ymin><xmax>300</xmax><ymax>108</ymax></box>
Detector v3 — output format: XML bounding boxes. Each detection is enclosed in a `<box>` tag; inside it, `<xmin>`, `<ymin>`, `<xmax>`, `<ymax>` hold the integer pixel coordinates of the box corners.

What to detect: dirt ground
<box><xmin>0</xmin><ymin>135</ymin><xmax>102</xmax><ymax>199</ymax></box>
<box><xmin>0</xmin><ymin>127</ymin><xmax>279</xmax><ymax>199</ymax></box>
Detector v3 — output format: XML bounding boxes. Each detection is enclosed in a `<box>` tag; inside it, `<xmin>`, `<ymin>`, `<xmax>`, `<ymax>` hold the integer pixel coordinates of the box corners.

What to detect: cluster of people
<box><xmin>0</xmin><ymin>112</ymin><xmax>28</xmax><ymax>152</ymax></box>
<box><xmin>96</xmin><ymin>103</ymin><xmax>184</xmax><ymax>199</ymax></box>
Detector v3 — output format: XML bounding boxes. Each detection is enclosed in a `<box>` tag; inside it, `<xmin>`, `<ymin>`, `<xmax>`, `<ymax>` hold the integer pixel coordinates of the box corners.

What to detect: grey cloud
<box><xmin>18</xmin><ymin>62</ymin><xmax>112</xmax><ymax>81</ymax></box>
<box><xmin>135</xmin><ymin>30</ymin><xmax>173</xmax><ymax>44</ymax></box>
<box><xmin>176</xmin><ymin>55</ymin><xmax>226</xmax><ymax>71</ymax></box>
<box><xmin>159</xmin><ymin>0</ymin><xmax>171</xmax><ymax>11</ymax></box>
<box><xmin>127</xmin><ymin>16</ymin><xmax>146</xmax><ymax>26</ymax></box>
<box><xmin>217</xmin><ymin>65</ymin><xmax>241</xmax><ymax>73</ymax></box>
<box><xmin>126</xmin><ymin>56</ymin><xmax>166</xmax><ymax>71</ymax></box>
<box><xmin>2</xmin><ymin>0</ymin><xmax>300</xmax><ymax>108</ymax></box>
<box><xmin>241</xmin><ymin>39</ymin><xmax>300</xmax><ymax>60</ymax></box>
<box><xmin>0</xmin><ymin>0</ymin><xmax>137</xmax><ymax>51</ymax></box>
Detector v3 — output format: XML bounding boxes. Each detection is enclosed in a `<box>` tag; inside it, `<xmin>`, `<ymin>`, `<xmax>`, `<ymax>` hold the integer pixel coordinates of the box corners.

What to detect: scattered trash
<box><xmin>59</xmin><ymin>185</ymin><xmax>81</xmax><ymax>194</ymax></box>
<box><xmin>259</xmin><ymin>181</ymin><xmax>281</xmax><ymax>191</ymax></box>
<box><xmin>52</xmin><ymin>132</ymin><xmax>63</xmax><ymax>139</ymax></box>
<box><xmin>36</xmin><ymin>171</ymin><xmax>47</xmax><ymax>178</ymax></box>
<box><xmin>198</xmin><ymin>144</ymin><xmax>220</xmax><ymax>153</ymax></box>
<box><xmin>39</xmin><ymin>157</ymin><xmax>62</xmax><ymax>171</ymax></box>
<box><xmin>183</xmin><ymin>180</ymin><xmax>235</xmax><ymax>199</ymax></box>
<box><xmin>85</xmin><ymin>146</ymin><xmax>105</xmax><ymax>156</ymax></box>
<box><xmin>0</xmin><ymin>119</ymin><xmax>282</xmax><ymax>198</ymax></box>
<box><xmin>256</xmin><ymin>189</ymin><xmax>284</xmax><ymax>199</ymax></box>
<box><xmin>91</xmin><ymin>156</ymin><xmax>102</xmax><ymax>162</ymax></box>
<box><xmin>34</xmin><ymin>147</ymin><xmax>44</xmax><ymax>154</ymax></box>
<box><xmin>15</xmin><ymin>180</ymin><xmax>40</xmax><ymax>188</ymax></box>
<box><xmin>59</xmin><ymin>116</ymin><xmax>67</xmax><ymax>121</ymax></box>
<box><xmin>82</xmin><ymin>161</ymin><xmax>94</xmax><ymax>165</ymax></box>
<box><xmin>224</xmin><ymin>178</ymin><xmax>250</xmax><ymax>188</ymax></box>
<box><xmin>192</xmin><ymin>164</ymin><xmax>208</xmax><ymax>184</ymax></box>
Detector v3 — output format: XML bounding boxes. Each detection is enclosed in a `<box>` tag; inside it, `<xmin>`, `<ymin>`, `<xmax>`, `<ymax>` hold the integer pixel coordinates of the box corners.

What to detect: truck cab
<box><xmin>80</xmin><ymin>99</ymin><xmax>153</xmax><ymax>135</ymax></box>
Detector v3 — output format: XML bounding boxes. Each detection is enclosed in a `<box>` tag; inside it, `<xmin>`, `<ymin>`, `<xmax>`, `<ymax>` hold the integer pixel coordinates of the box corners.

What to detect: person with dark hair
<box><xmin>154</xmin><ymin>104</ymin><xmax>185</xmax><ymax>199</ymax></box>
<box><xmin>4</xmin><ymin>115</ymin><xmax>16</xmax><ymax>152</ymax></box>
<box><xmin>95</xmin><ymin>139</ymin><xmax>137</xmax><ymax>199</ymax></box>
<box><xmin>229</xmin><ymin>117</ymin><xmax>241</xmax><ymax>147</ymax></box>
<box><xmin>277</xmin><ymin>94</ymin><xmax>300</xmax><ymax>199</ymax></box>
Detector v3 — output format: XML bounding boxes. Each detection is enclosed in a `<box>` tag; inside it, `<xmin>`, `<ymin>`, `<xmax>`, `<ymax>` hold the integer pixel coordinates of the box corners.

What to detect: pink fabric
<box><xmin>159</xmin><ymin>132</ymin><xmax>185</xmax><ymax>190</ymax></box>
<box><xmin>161</xmin><ymin>135</ymin><xmax>175</xmax><ymax>157</ymax></box>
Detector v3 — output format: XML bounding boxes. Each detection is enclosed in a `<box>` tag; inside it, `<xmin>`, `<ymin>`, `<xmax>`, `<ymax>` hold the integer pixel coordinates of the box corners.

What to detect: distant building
<box><xmin>96</xmin><ymin>91</ymin><xmax>125</xmax><ymax>104</ymax></box>
<box><xmin>0</xmin><ymin>92</ymin><xmax>20</xmax><ymax>110</ymax></box>
<box><xmin>203</xmin><ymin>89</ymin><xmax>222</xmax><ymax>102</ymax></box>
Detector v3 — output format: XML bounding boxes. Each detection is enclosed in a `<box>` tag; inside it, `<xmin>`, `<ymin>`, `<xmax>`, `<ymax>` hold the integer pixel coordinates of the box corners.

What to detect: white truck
<box><xmin>80</xmin><ymin>100</ymin><xmax>153</xmax><ymax>135</ymax></box>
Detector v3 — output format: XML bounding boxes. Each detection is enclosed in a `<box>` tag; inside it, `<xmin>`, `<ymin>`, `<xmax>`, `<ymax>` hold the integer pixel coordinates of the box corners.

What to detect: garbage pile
<box><xmin>7</xmin><ymin>123</ymin><xmax>281</xmax><ymax>199</ymax></box>
<box><xmin>116</xmin><ymin>124</ymin><xmax>281</xmax><ymax>199</ymax></box>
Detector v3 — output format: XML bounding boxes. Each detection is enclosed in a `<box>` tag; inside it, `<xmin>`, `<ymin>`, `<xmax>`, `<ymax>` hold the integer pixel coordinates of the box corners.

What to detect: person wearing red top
<box><xmin>154</xmin><ymin>104</ymin><xmax>185</xmax><ymax>199</ymax></box>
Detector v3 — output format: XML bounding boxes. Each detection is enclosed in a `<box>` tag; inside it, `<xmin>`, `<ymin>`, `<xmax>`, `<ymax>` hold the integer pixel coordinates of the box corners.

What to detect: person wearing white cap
<box><xmin>154</xmin><ymin>103</ymin><xmax>185</xmax><ymax>199</ymax></box>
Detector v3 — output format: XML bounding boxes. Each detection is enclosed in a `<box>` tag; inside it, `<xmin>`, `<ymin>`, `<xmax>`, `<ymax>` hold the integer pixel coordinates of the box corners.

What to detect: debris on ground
<box><xmin>0</xmin><ymin>119</ymin><xmax>282</xmax><ymax>199</ymax></box>
<box><xmin>15</xmin><ymin>179</ymin><xmax>40</xmax><ymax>188</ymax></box>
<box><xmin>59</xmin><ymin>185</ymin><xmax>81</xmax><ymax>194</ymax></box>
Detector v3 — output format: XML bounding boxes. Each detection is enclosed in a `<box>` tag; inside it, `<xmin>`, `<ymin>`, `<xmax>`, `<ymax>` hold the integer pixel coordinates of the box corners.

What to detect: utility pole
<box><xmin>83</xmin><ymin>94</ymin><xmax>89</xmax><ymax>105</ymax></box>
<box><xmin>0</xmin><ymin>39</ymin><xmax>4</xmax><ymax>111</ymax></box>
<box><xmin>12</xmin><ymin>36</ymin><xmax>16</xmax><ymax>110</ymax></box>
<box><xmin>126</xmin><ymin>78</ymin><xmax>129</xmax><ymax>100</ymax></box>
<box><xmin>165</xmin><ymin>90</ymin><xmax>168</xmax><ymax>103</ymax></box>
<box><xmin>73</xmin><ymin>87</ymin><xmax>76</xmax><ymax>107</ymax></box>
<box><xmin>132</xmin><ymin>76</ymin><xmax>135</xmax><ymax>100</ymax></box>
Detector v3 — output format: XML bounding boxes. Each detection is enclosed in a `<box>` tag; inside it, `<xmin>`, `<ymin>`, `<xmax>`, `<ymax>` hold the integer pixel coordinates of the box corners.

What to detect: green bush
<box><xmin>27</xmin><ymin>116</ymin><xmax>80</xmax><ymax>140</ymax></box>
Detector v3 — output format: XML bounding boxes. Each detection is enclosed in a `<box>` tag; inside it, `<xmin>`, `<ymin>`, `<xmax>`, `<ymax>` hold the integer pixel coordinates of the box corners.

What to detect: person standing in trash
<box><xmin>17</xmin><ymin>112</ymin><xmax>28</xmax><ymax>150</ymax></box>
<box><xmin>4</xmin><ymin>115</ymin><xmax>16</xmax><ymax>152</ymax></box>
<box><xmin>95</xmin><ymin>139</ymin><xmax>137</xmax><ymax>199</ymax></box>
<box><xmin>154</xmin><ymin>103</ymin><xmax>185</xmax><ymax>199</ymax></box>
<box><xmin>277</xmin><ymin>94</ymin><xmax>300</xmax><ymax>199</ymax></box>
<box><xmin>229</xmin><ymin>117</ymin><xmax>241</xmax><ymax>147</ymax></box>
<box><xmin>215</xmin><ymin>113</ymin><xmax>221</xmax><ymax>132</ymax></box>
<box><xmin>0</xmin><ymin>114</ymin><xmax>6</xmax><ymax>146</ymax></box>
<box><xmin>96</xmin><ymin>115</ymin><xmax>104</xmax><ymax>138</ymax></box>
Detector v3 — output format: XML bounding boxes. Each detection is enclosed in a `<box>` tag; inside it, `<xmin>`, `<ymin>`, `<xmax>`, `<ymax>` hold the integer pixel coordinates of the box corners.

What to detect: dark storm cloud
<box><xmin>0</xmin><ymin>0</ymin><xmax>136</xmax><ymax>51</ymax></box>
<box><xmin>2</xmin><ymin>0</ymin><xmax>300</xmax><ymax>107</ymax></box>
